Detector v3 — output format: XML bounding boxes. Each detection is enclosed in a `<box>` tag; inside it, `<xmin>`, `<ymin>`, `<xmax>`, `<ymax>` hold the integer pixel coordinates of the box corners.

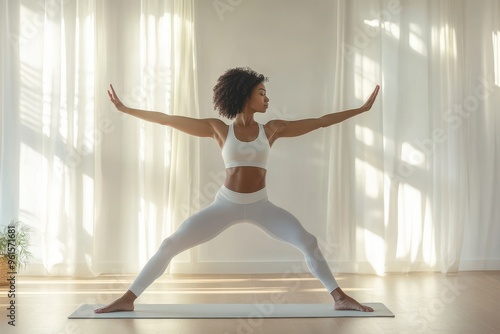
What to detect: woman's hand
<box><xmin>360</xmin><ymin>85</ymin><xmax>380</xmax><ymax>112</ymax></box>
<box><xmin>107</xmin><ymin>84</ymin><xmax>127</xmax><ymax>112</ymax></box>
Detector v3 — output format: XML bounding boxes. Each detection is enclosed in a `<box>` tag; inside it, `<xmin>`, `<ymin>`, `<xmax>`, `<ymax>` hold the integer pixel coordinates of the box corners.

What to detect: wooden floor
<box><xmin>1</xmin><ymin>271</ymin><xmax>499</xmax><ymax>334</ymax></box>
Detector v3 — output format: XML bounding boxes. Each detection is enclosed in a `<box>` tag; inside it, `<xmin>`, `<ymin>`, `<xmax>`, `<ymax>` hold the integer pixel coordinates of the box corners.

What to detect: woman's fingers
<box><xmin>107</xmin><ymin>84</ymin><xmax>122</xmax><ymax>105</ymax></box>
<box><xmin>364</xmin><ymin>85</ymin><xmax>380</xmax><ymax>110</ymax></box>
<box><xmin>369</xmin><ymin>85</ymin><xmax>380</xmax><ymax>103</ymax></box>
<box><xmin>110</xmin><ymin>84</ymin><xmax>117</xmax><ymax>97</ymax></box>
<box><xmin>107</xmin><ymin>84</ymin><xmax>126</xmax><ymax>111</ymax></box>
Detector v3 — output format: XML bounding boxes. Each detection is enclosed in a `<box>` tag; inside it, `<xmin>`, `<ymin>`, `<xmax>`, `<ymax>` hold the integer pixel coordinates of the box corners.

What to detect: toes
<box><xmin>362</xmin><ymin>305</ymin><xmax>374</xmax><ymax>312</ymax></box>
<box><xmin>94</xmin><ymin>306</ymin><xmax>113</xmax><ymax>313</ymax></box>
<box><xmin>334</xmin><ymin>296</ymin><xmax>374</xmax><ymax>312</ymax></box>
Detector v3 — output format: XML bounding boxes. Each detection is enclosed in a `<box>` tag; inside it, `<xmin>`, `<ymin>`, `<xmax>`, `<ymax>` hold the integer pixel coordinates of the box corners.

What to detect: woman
<box><xmin>95</xmin><ymin>67</ymin><xmax>380</xmax><ymax>314</ymax></box>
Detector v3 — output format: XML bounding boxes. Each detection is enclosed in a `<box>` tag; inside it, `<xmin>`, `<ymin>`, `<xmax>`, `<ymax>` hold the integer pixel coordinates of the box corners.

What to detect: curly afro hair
<box><xmin>213</xmin><ymin>67</ymin><xmax>268</xmax><ymax>119</ymax></box>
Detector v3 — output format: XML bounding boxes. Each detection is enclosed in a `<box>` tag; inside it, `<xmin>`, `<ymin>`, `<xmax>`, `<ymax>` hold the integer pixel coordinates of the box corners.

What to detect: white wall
<box><xmin>171</xmin><ymin>0</ymin><xmax>339</xmax><ymax>273</ymax></box>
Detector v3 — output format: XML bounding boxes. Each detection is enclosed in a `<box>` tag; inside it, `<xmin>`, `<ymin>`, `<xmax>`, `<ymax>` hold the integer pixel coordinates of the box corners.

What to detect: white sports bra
<box><xmin>221</xmin><ymin>123</ymin><xmax>270</xmax><ymax>170</ymax></box>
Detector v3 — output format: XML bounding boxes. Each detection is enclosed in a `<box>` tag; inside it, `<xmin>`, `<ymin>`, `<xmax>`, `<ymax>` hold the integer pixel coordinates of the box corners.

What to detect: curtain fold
<box><xmin>429</xmin><ymin>0</ymin><xmax>467</xmax><ymax>273</ymax></box>
<box><xmin>167</xmin><ymin>0</ymin><xmax>201</xmax><ymax>266</ymax></box>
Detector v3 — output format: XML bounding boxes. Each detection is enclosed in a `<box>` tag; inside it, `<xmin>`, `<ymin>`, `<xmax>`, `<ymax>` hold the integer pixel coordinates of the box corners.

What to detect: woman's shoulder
<box><xmin>205</xmin><ymin>118</ymin><xmax>229</xmax><ymax>144</ymax></box>
<box><xmin>264</xmin><ymin>119</ymin><xmax>287</xmax><ymax>132</ymax></box>
<box><xmin>204</xmin><ymin>118</ymin><xmax>229</xmax><ymax>129</ymax></box>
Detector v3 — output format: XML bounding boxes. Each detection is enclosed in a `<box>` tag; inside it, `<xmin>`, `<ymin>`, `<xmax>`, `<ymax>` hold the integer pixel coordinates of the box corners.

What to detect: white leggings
<box><xmin>129</xmin><ymin>186</ymin><xmax>339</xmax><ymax>297</ymax></box>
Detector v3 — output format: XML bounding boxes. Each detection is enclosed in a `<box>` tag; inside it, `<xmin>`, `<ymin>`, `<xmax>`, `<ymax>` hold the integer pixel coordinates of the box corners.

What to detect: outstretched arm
<box><xmin>107</xmin><ymin>84</ymin><xmax>225</xmax><ymax>139</ymax></box>
<box><xmin>266</xmin><ymin>85</ymin><xmax>380</xmax><ymax>142</ymax></box>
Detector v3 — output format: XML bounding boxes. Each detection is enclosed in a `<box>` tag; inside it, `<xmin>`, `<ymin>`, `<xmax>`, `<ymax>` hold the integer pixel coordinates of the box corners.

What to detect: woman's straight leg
<box><xmin>95</xmin><ymin>192</ymin><xmax>241</xmax><ymax>313</ymax></box>
<box><xmin>129</xmin><ymin>194</ymin><xmax>241</xmax><ymax>297</ymax></box>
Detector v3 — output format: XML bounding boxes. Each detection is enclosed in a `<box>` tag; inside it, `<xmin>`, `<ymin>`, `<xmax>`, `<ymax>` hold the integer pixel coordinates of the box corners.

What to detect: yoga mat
<box><xmin>69</xmin><ymin>303</ymin><xmax>394</xmax><ymax>319</ymax></box>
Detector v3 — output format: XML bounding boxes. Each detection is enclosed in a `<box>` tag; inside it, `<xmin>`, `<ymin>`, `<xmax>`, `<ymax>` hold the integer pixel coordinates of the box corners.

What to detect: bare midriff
<box><xmin>223</xmin><ymin>166</ymin><xmax>266</xmax><ymax>193</ymax></box>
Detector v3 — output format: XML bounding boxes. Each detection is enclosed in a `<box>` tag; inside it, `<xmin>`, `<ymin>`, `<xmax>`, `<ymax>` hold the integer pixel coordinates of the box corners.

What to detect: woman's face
<box><xmin>246</xmin><ymin>83</ymin><xmax>269</xmax><ymax>113</ymax></box>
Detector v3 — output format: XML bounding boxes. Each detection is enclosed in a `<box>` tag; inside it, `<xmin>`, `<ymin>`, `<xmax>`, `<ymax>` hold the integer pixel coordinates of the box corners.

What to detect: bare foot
<box><xmin>331</xmin><ymin>287</ymin><xmax>374</xmax><ymax>312</ymax></box>
<box><xmin>334</xmin><ymin>294</ymin><xmax>373</xmax><ymax>312</ymax></box>
<box><xmin>94</xmin><ymin>290</ymin><xmax>137</xmax><ymax>313</ymax></box>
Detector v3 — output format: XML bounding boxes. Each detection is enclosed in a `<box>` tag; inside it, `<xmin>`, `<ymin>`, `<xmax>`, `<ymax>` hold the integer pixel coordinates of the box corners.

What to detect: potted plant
<box><xmin>0</xmin><ymin>219</ymin><xmax>33</xmax><ymax>285</ymax></box>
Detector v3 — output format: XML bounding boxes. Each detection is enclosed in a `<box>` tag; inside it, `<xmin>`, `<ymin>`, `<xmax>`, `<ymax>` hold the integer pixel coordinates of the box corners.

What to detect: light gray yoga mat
<box><xmin>69</xmin><ymin>303</ymin><xmax>394</xmax><ymax>319</ymax></box>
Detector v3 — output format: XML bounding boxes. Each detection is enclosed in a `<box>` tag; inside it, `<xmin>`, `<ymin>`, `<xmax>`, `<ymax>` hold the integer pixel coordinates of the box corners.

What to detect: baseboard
<box><xmin>459</xmin><ymin>259</ymin><xmax>500</xmax><ymax>271</ymax></box>
<box><xmin>170</xmin><ymin>261</ymin><xmax>308</xmax><ymax>274</ymax></box>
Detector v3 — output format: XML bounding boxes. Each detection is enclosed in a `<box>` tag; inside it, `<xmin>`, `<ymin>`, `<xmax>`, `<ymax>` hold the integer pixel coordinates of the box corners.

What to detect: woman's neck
<box><xmin>234</xmin><ymin>112</ymin><xmax>256</xmax><ymax>127</ymax></box>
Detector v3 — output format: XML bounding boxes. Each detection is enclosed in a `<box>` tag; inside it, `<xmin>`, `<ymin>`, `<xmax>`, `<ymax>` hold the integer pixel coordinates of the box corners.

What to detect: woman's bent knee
<box><xmin>159</xmin><ymin>237</ymin><xmax>177</xmax><ymax>254</ymax></box>
<box><xmin>305</xmin><ymin>233</ymin><xmax>319</xmax><ymax>248</ymax></box>
<box><xmin>294</xmin><ymin>232</ymin><xmax>319</xmax><ymax>253</ymax></box>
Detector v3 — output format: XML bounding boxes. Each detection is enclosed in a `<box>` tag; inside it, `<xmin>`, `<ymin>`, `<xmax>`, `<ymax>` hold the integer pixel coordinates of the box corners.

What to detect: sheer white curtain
<box><xmin>327</xmin><ymin>0</ymin><xmax>500</xmax><ymax>274</ymax></box>
<box><xmin>0</xmin><ymin>0</ymin><xmax>199</xmax><ymax>276</ymax></box>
